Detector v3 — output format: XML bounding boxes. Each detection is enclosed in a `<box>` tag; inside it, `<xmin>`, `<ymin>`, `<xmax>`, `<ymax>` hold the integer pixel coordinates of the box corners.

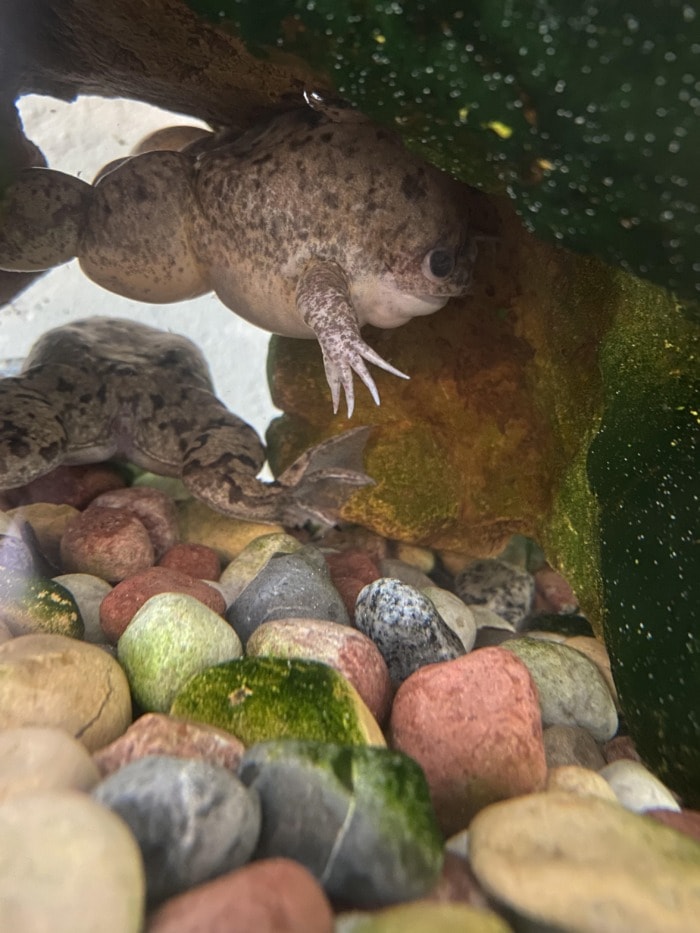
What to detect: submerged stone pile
<box><xmin>0</xmin><ymin>463</ymin><xmax>698</xmax><ymax>932</ymax></box>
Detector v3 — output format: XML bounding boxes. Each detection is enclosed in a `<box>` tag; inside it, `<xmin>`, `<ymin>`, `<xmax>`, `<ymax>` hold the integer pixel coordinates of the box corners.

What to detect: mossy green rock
<box><xmin>0</xmin><ymin>571</ymin><xmax>83</xmax><ymax>638</ymax></box>
<box><xmin>117</xmin><ymin>592</ymin><xmax>243</xmax><ymax>713</ymax></box>
<box><xmin>469</xmin><ymin>792</ymin><xmax>700</xmax><ymax>932</ymax></box>
<box><xmin>239</xmin><ymin>740</ymin><xmax>442</xmax><ymax>907</ymax></box>
<box><xmin>170</xmin><ymin>657</ymin><xmax>385</xmax><ymax>747</ymax></box>
<box><xmin>337</xmin><ymin>902</ymin><xmax>511</xmax><ymax>933</ymax></box>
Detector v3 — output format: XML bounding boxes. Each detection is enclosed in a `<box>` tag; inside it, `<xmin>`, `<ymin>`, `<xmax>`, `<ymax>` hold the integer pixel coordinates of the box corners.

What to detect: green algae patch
<box><xmin>170</xmin><ymin>657</ymin><xmax>385</xmax><ymax>747</ymax></box>
<box><xmin>0</xmin><ymin>571</ymin><xmax>84</xmax><ymax>639</ymax></box>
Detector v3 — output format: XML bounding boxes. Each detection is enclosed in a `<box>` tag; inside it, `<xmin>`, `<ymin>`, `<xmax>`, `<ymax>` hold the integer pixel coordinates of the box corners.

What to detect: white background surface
<box><xmin>1</xmin><ymin>94</ymin><xmax>279</xmax><ymax>438</ymax></box>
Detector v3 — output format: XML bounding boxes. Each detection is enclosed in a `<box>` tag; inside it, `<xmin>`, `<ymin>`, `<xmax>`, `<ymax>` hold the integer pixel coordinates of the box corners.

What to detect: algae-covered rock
<box><xmin>0</xmin><ymin>570</ymin><xmax>84</xmax><ymax>638</ymax></box>
<box><xmin>239</xmin><ymin>740</ymin><xmax>443</xmax><ymax>907</ymax></box>
<box><xmin>170</xmin><ymin>657</ymin><xmax>385</xmax><ymax>747</ymax></box>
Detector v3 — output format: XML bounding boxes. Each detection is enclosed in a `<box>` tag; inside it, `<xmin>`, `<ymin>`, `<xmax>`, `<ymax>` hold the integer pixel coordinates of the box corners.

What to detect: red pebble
<box><xmin>325</xmin><ymin>548</ymin><xmax>381</xmax><ymax>617</ymax></box>
<box><xmin>99</xmin><ymin>565</ymin><xmax>226</xmax><ymax>642</ymax></box>
<box><xmin>90</xmin><ymin>486</ymin><xmax>178</xmax><ymax>558</ymax></box>
<box><xmin>390</xmin><ymin>647</ymin><xmax>547</xmax><ymax>835</ymax></box>
<box><xmin>94</xmin><ymin>712</ymin><xmax>245</xmax><ymax>777</ymax></box>
<box><xmin>3</xmin><ymin>463</ymin><xmax>126</xmax><ymax>509</ymax></box>
<box><xmin>158</xmin><ymin>543</ymin><xmax>221</xmax><ymax>580</ymax></box>
<box><xmin>60</xmin><ymin>506</ymin><xmax>154</xmax><ymax>583</ymax></box>
<box><xmin>147</xmin><ymin>858</ymin><xmax>334</xmax><ymax>933</ymax></box>
<box><xmin>533</xmin><ymin>564</ymin><xmax>578</xmax><ymax>615</ymax></box>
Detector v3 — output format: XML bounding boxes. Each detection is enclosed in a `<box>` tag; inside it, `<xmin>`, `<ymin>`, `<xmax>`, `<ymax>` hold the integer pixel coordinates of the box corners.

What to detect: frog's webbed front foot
<box><xmin>297</xmin><ymin>260</ymin><xmax>408</xmax><ymax>417</ymax></box>
<box><xmin>181</xmin><ymin>397</ymin><xmax>372</xmax><ymax>526</ymax></box>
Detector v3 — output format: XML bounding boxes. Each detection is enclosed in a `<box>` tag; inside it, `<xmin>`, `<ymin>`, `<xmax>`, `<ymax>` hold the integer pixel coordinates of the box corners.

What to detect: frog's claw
<box><xmin>276</xmin><ymin>425</ymin><xmax>374</xmax><ymax>526</ymax></box>
<box><xmin>324</xmin><ymin>343</ymin><xmax>409</xmax><ymax>418</ymax></box>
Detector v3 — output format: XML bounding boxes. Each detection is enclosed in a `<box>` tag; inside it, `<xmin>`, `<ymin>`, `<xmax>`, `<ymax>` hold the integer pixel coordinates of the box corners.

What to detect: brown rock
<box><xmin>389</xmin><ymin>647</ymin><xmax>547</xmax><ymax>834</ymax></box>
<box><xmin>61</xmin><ymin>507</ymin><xmax>154</xmax><ymax>582</ymax></box>
<box><xmin>90</xmin><ymin>487</ymin><xmax>179</xmax><ymax>558</ymax></box>
<box><xmin>533</xmin><ymin>564</ymin><xmax>578</xmax><ymax>614</ymax></box>
<box><xmin>543</xmin><ymin>724</ymin><xmax>606</xmax><ymax>771</ymax></box>
<box><xmin>246</xmin><ymin>617</ymin><xmax>393</xmax><ymax>723</ymax></box>
<box><xmin>99</xmin><ymin>566</ymin><xmax>226</xmax><ymax>642</ymax></box>
<box><xmin>147</xmin><ymin>858</ymin><xmax>333</xmax><ymax>933</ymax></box>
<box><xmin>602</xmin><ymin>734</ymin><xmax>642</xmax><ymax>764</ymax></box>
<box><xmin>94</xmin><ymin>712</ymin><xmax>245</xmax><ymax>777</ymax></box>
<box><xmin>158</xmin><ymin>543</ymin><xmax>221</xmax><ymax>581</ymax></box>
<box><xmin>646</xmin><ymin>808</ymin><xmax>700</xmax><ymax>844</ymax></box>
<box><xmin>325</xmin><ymin>549</ymin><xmax>381</xmax><ymax>617</ymax></box>
<box><xmin>4</xmin><ymin>463</ymin><xmax>125</xmax><ymax>509</ymax></box>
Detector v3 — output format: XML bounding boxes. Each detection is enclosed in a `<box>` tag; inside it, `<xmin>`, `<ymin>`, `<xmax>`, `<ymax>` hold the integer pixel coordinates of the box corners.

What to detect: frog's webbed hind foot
<box><xmin>275</xmin><ymin>426</ymin><xmax>374</xmax><ymax>526</ymax></box>
<box><xmin>0</xmin><ymin>377</ymin><xmax>68</xmax><ymax>488</ymax></box>
<box><xmin>182</xmin><ymin>411</ymin><xmax>372</xmax><ymax>527</ymax></box>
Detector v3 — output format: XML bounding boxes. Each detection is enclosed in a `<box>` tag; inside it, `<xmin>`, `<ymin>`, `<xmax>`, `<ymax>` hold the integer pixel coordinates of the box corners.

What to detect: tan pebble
<box><xmin>565</xmin><ymin>635</ymin><xmax>618</xmax><ymax>705</ymax></box>
<box><xmin>546</xmin><ymin>765</ymin><xmax>619</xmax><ymax>801</ymax></box>
<box><xmin>0</xmin><ymin>633</ymin><xmax>132</xmax><ymax>751</ymax></box>
<box><xmin>393</xmin><ymin>541</ymin><xmax>436</xmax><ymax>574</ymax></box>
<box><xmin>177</xmin><ymin>499</ymin><xmax>284</xmax><ymax>563</ymax></box>
<box><xmin>0</xmin><ymin>726</ymin><xmax>100</xmax><ymax>802</ymax></box>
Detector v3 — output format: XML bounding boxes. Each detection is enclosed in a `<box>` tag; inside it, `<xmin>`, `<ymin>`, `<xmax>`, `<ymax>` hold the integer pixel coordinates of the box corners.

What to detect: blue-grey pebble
<box><xmin>92</xmin><ymin>755</ymin><xmax>260</xmax><ymax>906</ymax></box>
<box><xmin>226</xmin><ymin>544</ymin><xmax>349</xmax><ymax>643</ymax></box>
<box><xmin>455</xmin><ymin>558</ymin><xmax>535</xmax><ymax>627</ymax></box>
<box><xmin>238</xmin><ymin>740</ymin><xmax>443</xmax><ymax>907</ymax></box>
<box><xmin>355</xmin><ymin>578</ymin><xmax>464</xmax><ymax>684</ymax></box>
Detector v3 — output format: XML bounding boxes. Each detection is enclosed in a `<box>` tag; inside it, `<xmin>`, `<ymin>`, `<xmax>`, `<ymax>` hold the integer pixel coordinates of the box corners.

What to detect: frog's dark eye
<box><xmin>422</xmin><ymin>248</ymin><xmax>455</xmax><ymax>281</ymax></box>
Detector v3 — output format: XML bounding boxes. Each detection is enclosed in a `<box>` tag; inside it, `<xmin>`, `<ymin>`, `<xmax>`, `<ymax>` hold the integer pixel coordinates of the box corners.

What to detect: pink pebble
<box><xmin>60</xmin><ymin>506</ymin><xmax>154</xmax><ymax>583</ymax></box>
<box><xmin>147</xmin><ymin>858</ymin><xmax>334</xmax><ymax>933</ymax></box>
<box><xmin>93</xmin><ymin>712</ymin><xmax>245</xmax><ymax>777</ymax></box>
<box><xmin>100</xmin><ymin>565</ymin><xmax>226</xmax><ymax>642</ymax></box>
<box><xmin>158</xmin><ymin>543</ymin><xmax>221</xmax><ymax>581</ymax></box>
<box><xmin>533</xmin><ymin>564</ymin><xmax>578</xmax><ymax>615</ymax></box>
<box><xmin>90</xmin><ymin>486</ymin><xmax>179</xmax><ymax>558</ymax></box>
<box><xmin>390</xmin><ymin>647</ymin><xmax>547</xmax><ymax>835</ymax></box>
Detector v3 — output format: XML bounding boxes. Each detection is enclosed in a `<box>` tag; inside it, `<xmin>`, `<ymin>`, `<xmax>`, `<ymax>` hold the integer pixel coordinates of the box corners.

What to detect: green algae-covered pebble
<box><xmin>118</xmin><ymin>593</ymin><xmax>242</xmax><ymax>713</ymax></box>
<box><xmin>0</xmin><ymin>571</ymin><xmax>83</xmax><ymax>639</ymax></box>
<box><xmin>239</xmin><ymin>740</ymin><xmax>443</xmax><ymax>907</ymax></box>
<box><xmin>337</xmin><ymin>902</ymin><xmax>511</xmax><ymax>933</ymax></box>
<box><xmin>170</xmin><ymin>657</ymin><xmax>384</xmax><ymax>747</ymax></box>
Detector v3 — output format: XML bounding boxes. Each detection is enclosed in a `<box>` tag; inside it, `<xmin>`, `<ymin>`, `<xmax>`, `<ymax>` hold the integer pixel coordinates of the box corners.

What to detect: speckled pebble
<box><xmin>226</xmin><ymin>545</ymin><xmax>350</xmax><ymax>644</ymax></box>
<box><xmin>53</xmin><ymin>572</ymin><xmax>113</xmax><ymax>643</ymax></box>
<box><xmin>455</xmin><ymin>558</ymin><xmax>535</xmax><ymax>627</ymax></box>
<box><xmin>118</xmin><ymin>592</ymin><xmax>242</xmax><ymax>712</ymax></box>
<box><xmin>158</xmin><ymin>542</ymin><xmax>221</xmax><ymax>580</ymax></box>
<box><xmin>247</xmin><ymin>617</ymin><xmax>392</xmax><ymax>723</ymax></box>
<box><xmin>93</xmin><ymin>755</ymin><xmax>261</xmax><ymax>906</ymax></box>
<box><xmin>100</xmin><ymin>565</ymin><xmax>226</xmax><ymax>642</ymax></box>
<box><xmin>148</xmin><ymin>858</ymin><xmax>334</xmax><ymax>933</ymax></box>
<box><xmin>94</xmin><ymin>712</ymin><xmax>246</xmax><ymax>777</ymax></box>
<box><xmin>0</xmin><ymin>789</ymin><xmax>145</xmax><ymax>932</ymax></box>
<box><xmin>0</xmin><ymin>726</ymin><xmax>101</xmax><ymax>802</ymax></box>
<box><xmin>355</xmin><ymin>578</ymin><xmax>464</xmax><ymax>684</ymax></box>
<box><xmin>239</xmin><ymin>740</ymin><xmax>443</xmax><ymax>907</ymax></box>
<box><xmin>502</xmin><ymin>636</ymin><xmax>618</xmax><ymax>742</ymax></box>
<box><xmin>60</xmin><ymin>506</ymin><xmax>155</xmax><ymax>582</ymax></box>
<box><xmin>599</xmin><ymin>759</ymin><xmax>681</xmax><ymax>813</ymax></box>
<box><xmin>90</xmin><ymin>486</ymin><xmax>179</xmax><ymax>558</ymax></box>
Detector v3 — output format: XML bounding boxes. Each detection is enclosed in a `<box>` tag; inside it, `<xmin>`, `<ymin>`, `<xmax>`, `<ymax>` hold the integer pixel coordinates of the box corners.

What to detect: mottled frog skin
<box><xmin>0</xmin><ymin>317</ymin><xmax>371</xmax><ymax>525</ymax></box>
<box><xmin>0</xmin><ymin>103</ymin><xmax>481</xmax><ymax>414</ymax></box>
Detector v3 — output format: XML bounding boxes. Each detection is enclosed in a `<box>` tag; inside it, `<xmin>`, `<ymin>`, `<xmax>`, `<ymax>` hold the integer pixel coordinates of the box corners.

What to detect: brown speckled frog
<box><xmin>0</xmin><ymin>101</ymin><xmax>483</xmax><ymax>414</ymax></box>
<box><xmin>0</xmin><ymin>317</ymin><xmax>371</xmax><ymax>526</ymax></box>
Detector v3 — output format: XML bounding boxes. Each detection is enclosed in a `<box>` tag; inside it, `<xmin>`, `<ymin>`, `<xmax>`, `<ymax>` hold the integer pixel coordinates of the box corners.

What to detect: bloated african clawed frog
<box><xmin>0</xmin><ymin>102</ymin><xmax>483</xmax><ymax>414</ymax></box>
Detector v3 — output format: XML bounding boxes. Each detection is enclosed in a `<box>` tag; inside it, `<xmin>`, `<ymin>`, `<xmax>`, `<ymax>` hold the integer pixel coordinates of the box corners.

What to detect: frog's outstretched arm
<box><xmin>181</xmin><ymin>395</ymin><xmax>372</xmax><ymax>526</ymax></box>
<box><xmin>296</xmin><ymin>259</ymin><xmax>408</xmax><ymax>417</ymax></box>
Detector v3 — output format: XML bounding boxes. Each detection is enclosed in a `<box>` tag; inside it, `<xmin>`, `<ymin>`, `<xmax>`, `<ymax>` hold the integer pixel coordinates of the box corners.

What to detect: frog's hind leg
<box><xmin>79</xmin><ymin>150</ymin><xmax>209</xmax><ymax>303</ymax></box>
<box><xmin>0</xmin><ymin>169</ymin><xmax>91</xmax><ymax>272</ymax></box>
<box><xmin>181</xmin><ymin>395</ymin><xmax>372</xmax><ymax>527</ymax></box>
